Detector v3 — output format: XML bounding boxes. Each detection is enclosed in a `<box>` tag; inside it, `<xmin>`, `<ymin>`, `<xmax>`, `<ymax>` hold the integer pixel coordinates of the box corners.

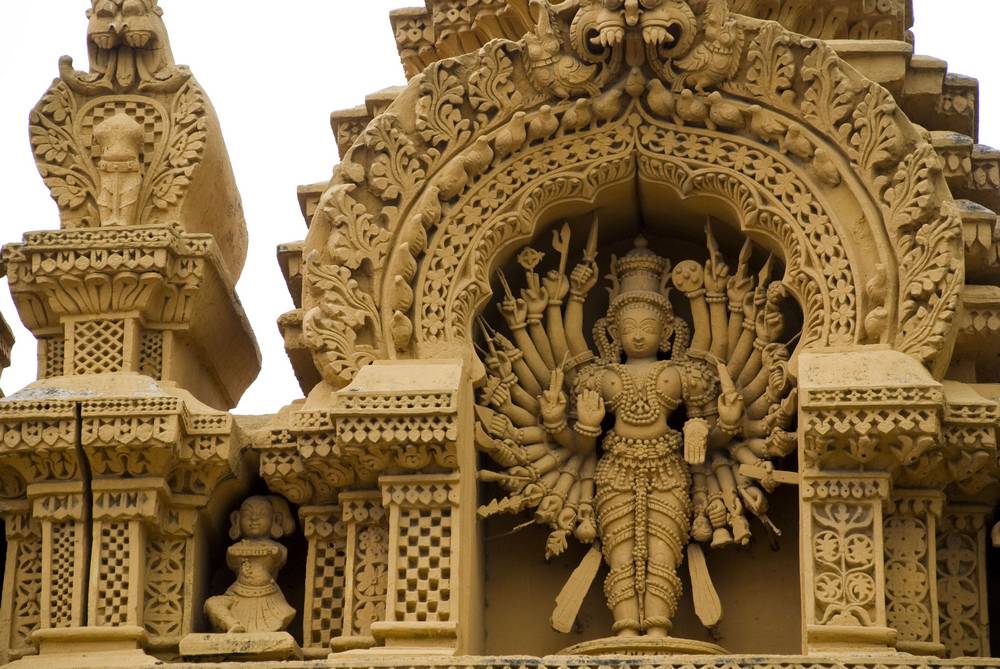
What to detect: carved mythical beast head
<box><xmin>559</xmin><ymin>0</ymin><xmax>698</xmax><ymax>54</ymax></box>
<box><xmin>87</xmin><ymin>0</ymin><xmax>166</xmax><ymax>50</ymax></box>
<box><xmin>61</xmin><ymin>0</ymin><xmax>186</xmax><ymax>94</ymax></box>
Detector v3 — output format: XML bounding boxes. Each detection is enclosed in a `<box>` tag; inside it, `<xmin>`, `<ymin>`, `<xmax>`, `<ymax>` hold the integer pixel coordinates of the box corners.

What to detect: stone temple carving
<box><xmin>3</xmin><ymin>0</ymin><xmax>1000</xmax><ymax>667</ymax></box>
<box><xmin>476</xmin><ymin>228</ymin><xmax>796</xmax><ymax>648</ymax></box>
<box><xmin>205</xmin><ymin>496</ymin><xmax>297</xmax><ymax>635</ymax></box>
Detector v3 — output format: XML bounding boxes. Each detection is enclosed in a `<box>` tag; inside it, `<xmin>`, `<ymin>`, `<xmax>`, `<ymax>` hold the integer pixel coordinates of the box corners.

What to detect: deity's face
<box><xmin>239</xmin><ymin>497</ymin><xmax>274</xmax><ymax>539</ymax></box>
<box><xmin>617</xmin><ymin>302</ymin><xmax>666</xmax><ymax>359</ymax></box>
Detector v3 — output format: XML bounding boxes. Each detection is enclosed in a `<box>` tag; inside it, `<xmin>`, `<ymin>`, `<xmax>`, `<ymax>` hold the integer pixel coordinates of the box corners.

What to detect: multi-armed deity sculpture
<box><xmin>3</xmin><ymin>0</ymin><xmax>1000</xmax><ymax>666</ymax></box>
<box><xmin>476</xmin><ymin>223</ymin><xmax>796</xmax><ymax>649</ymax></box>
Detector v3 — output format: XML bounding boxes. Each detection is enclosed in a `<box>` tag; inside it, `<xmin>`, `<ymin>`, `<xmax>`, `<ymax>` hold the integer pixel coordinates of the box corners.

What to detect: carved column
<box><xmin>143</xmin><ymin>505</ymin><xmax>198</xmax><ymax>653</ymax></box>
<box><xmin>0</xmin><ymin>502</ymin><xmax>41</xmax><ymax>663</ymax></box>
<box><xmin>30</xmin><ymin>483</ymin><xmax>88</xmax><ymax>638</ymax></box>
<box><xmin>372</xmin><ymin>474</ymin><xmax>461</xmax><ymax>652</ymax></box>
<box><xmin>799</xmin><ymin>349</ymin><xmax>943</xmax><ymax>655</ymax></box>
<box><xmin>299</xmin><ymin>505</ymin><xmax>347</xmax><ymax>658</ymax></box>
<box><xmin>331</xmin><ymin>492</ymin><xmax>387</xmax><ymax>652</ymax></box>
<box><xmin>883</xmin><ymin>490</ymin><xmax>945</xmax><ymax>655</ymax></box>
<box><xmin>937</xmin><ymin>504</ymin><xmax>992</xmax><ymax>658</ymax></box>
<box><xmin>800</xmin><ymin>474</ymin><xmax>895</xmax><ymax>652</ymax></box>
<box><xmin>87</xmin><ymin>481</ymin><xmax>167</xmax><ymax>642</ymax></box>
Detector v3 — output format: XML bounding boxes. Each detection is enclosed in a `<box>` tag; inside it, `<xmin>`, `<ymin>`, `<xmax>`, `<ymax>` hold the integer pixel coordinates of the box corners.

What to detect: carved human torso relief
<box><xmin>476</xmin><ymin>224</ymin><xmax>798</xmax><ymax>641</ymax></box>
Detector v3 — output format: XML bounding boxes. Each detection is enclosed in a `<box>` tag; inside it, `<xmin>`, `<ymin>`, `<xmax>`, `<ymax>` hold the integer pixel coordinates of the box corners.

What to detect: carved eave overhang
<box><xmin>955</xmin><ymin>285</ymin><xmax>1000</xmax><ymax>379</ymax></box>
<box><xmin>956</xmin><ymin>200</ymin><xmax>1000</xmax><ymax>281</ymax></box>
<box><xmin>329</xmin><ymin>87</ymin><xmax>410</xmax><ymax>163</ymax></box>
<box><xmin>1</xmin><ymin>224</ymin><xmax>260</xmax><ymax>407</ymax></box>
<box><xmin>259</xmin><ymin>360</ymin><xmax>462</xmax><ymax>506</ymax></box>
<box><xmin>939</xmin><ymin>381</ymin><xmax>999</xmax><ymax>501</ymax></box>
<box><xmin>277</xmin><ymin>241</ymin><xmax>305</xmax><ymax>308</ymax></box>
<box><xmin>277</xmin><ymin>307</ymin><xmax>321</xmax><ymax>396</ymax></box>
<box><xmin>800</xmin><ymin>349</ymin><xmax>943</xmax><ymax>472</ymax></box>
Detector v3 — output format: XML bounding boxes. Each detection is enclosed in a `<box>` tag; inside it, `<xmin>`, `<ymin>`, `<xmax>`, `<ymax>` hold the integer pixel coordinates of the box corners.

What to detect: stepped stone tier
<box><xmin>3</xmin><ymin>0</ymin><xmax>1000</xmax><ymax>668</ymax></box>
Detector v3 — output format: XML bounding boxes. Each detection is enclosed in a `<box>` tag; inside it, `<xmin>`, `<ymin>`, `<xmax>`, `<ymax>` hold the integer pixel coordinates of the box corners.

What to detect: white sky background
<box><xmin>0</xmin><ymin>1</ymin><xmax>997</xmax><ymax>415</ymax></box>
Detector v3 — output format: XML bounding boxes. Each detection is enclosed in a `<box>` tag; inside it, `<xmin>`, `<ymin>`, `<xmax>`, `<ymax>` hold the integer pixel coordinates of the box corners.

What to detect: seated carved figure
<box><xmin>205</xmin><ymin>495</ymin><xmax>297</xmax><ymax>634</ymax></box>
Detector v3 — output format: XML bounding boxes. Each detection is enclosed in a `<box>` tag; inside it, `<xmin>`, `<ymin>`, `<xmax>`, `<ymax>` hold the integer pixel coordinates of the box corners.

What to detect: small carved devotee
<box><xmin>205</xmin><ymin>495</ymin><xmax>297</xmax><ymax>634</ymax></box>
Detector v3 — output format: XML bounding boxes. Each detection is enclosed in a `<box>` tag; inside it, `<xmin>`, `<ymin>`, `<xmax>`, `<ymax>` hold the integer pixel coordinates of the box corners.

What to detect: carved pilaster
<box><xmin>372</xmin><ymin>474</ymin><xmax>460</xmax><ymax>652</ymax></box>
<box><xmin>88</xmin><ymin>479</ymin><xmax>167</xmax><ymax>635</ymax></box>
<box><xmin>29</xmin><ymin>483</ymin><xmax>88</xmax><ymax>633</ymax></box>
<box><xmin>883</xmin><ymin>491</ymin><xmax>945</xmax><ymax>656</ymax></box>
<box><xmin>800</xmin><ymin>474</ymin><xmax>894</xmax><ymax>653</ymax></box>
<box><xmin>331</xmin><ymin>493</ymin><xmax>387</xmax><ymax>653</ymax></box>
<box><xmin>143</xmin><ymin>505</ymin><xmax>197</xmax><ymax>653</ymax></box>
<box><xmin>937</xmin><ymin>504</ymin><xmax>992</xmax><ymax>658</ymax></box>
<box><xmin>299</xmin><ymin>505</ymin><xmax>347</xmax><ymax>658</ymax></box>
<box><xmin>0</xmin><ymin>502</ymin><xmax>41</xmax><ymax>663</ymax></box>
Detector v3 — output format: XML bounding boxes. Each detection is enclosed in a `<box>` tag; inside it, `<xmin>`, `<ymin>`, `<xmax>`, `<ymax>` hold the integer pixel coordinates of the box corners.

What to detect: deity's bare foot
<box><xmin>646</xmin><ymin>626</ymin><xmax>669</xmax><ymax>639</ymax></box>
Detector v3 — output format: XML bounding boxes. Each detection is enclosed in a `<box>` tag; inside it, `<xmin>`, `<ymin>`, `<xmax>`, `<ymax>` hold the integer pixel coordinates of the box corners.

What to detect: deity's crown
<box><xmin>608</xmin><ymin>236</ymin><xmax>673</xmax><ymax>319</ymax></box>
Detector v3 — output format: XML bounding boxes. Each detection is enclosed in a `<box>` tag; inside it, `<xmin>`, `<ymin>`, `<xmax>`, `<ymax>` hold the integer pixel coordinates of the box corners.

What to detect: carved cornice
<box><xmin>0</xmin><ymin>380</ymin><xmax>240</xmax><ymax>499</ymax></box>
<box><xmin>4</xmin><ymin>225</ymin><xmax>211</xmax><ymax>330</ymax></box>
<box><xmin>1</xmin><ymin>225</ymin><xmax>260</xmax><ymax>407</ymax></box>
<box><xmin>259</xmin><ymin>361</ymin><xmax>464</xmax><ymax>506</ymax></box>
<box><xmin>800</xmin><ymin>350</ymin><xmax>943</xmax><ymax>472</ymax></box>
<box><xmin>123</xmin><ymin>656</ymin><xmax>1000</xmax><ymax>669</ymax></box>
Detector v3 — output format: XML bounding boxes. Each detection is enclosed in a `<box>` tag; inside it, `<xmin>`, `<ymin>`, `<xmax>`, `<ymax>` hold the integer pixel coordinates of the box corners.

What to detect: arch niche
<box><xmin>302</xmin><ymin>0</ymin><xmax>962</xmax><ymax>389</ymax></box>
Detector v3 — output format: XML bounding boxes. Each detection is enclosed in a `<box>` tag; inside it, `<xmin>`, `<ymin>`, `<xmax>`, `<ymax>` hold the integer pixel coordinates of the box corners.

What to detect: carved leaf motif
<box><xmin>416</xmin><ymin>61</ymin><xmax>473</xmax><ymax>151</ymax></box>
<box><xmin>744</xmin><ymin>23</ymin><xmax>797</xmax><ymax>107</ymax></box>
<box><xmin>801</xmin><ymin>44</ymin><xmax>855</xmax><ymax>144</ymax></box>
<box><xmin>321</xmin><ymin>184</ymin><xmax>390</xmax><ymax>274</ymax></box>
<box><xmin>878</xmin><ymin>142</ymin><xmax>960</xmax><ymax>362</ymax></box>
<box><xmin>848</xmin><ymin>84</ymin><xmax>901</xmax><ymax>174</ymax></box>
<box><xmin>880</xmin><ymin>143</ymin><xmax>939</xmax><ymax>231</ymax></box>
<box><xmin>303</xmin><ymin>258</ymin><xmax>381</xmax><ymax>386</ymax></box>
<box><xmin>29</xmin><ymin>82</ymin><xmax>98</xmax><ymax>222</ymax></box>
<box><xmin>365</xmin><ymin>114</ymin><xmax>427</xmax><ymax>203</ymax></box>
<box><xmin>468</xmin><ymin>41</ymin><xmax>522</xmax><ymax>127</ymax></box>
<box><xmin>42</xmin><ymin>174</ymin><xmax>91</xmax><ymax>210</ymax></box>
<box><xmin>145</xmin><ymin>82</ymin><xmax>207</xmax><ymax>216</ymax></box>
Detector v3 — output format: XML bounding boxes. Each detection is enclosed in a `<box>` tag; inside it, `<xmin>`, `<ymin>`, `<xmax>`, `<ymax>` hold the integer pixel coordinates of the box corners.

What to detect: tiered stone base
<box><xmin>31</xmin><ymin>653</ymin><xmax>987</xmax><ymax>669</ymax></box>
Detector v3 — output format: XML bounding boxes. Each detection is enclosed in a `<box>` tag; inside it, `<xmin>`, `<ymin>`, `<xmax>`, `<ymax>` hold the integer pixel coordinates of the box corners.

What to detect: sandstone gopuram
<box><xmin>2</xmin><ymin>0</ymin><xmax>1000</xmax><ymax>667</ymax></box>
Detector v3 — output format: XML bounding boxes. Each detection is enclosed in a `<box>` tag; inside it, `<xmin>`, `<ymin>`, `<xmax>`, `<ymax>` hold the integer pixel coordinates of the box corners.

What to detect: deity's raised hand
<box><xmin>539</xmin><ymin>367</ymin><xmax>568</xmax><ymax>427</ymax></box>
<box><xmin>543</xmin><ymin>269</ymin><xmax>570</xmax><ymax>304</ymax></box>
<box><xmin>522</xmin><ymin>284</ymin><xmax>549</xmax><ymax>320</ymax></box>
<box><xmin>716</xmin><ymin>361</ymin><xmax>745</xmax><ymax>429</ymax></box>
<box><xmin>499</xmin><ymin>295</ymin><xmax>528</xmax><ymax>328</ymax></box>
<box><xmin>683</xmin><ymin>418</ymin><xmax>709</xmax><ymax>465</ymax></box>
<box><xmin>569</xmin><ymin>261</ymin><xmax>599</xmax><ymax>297</ymax></box>
<box><xmin>575</xmin><ymin>388</ymin><xmax>606</xmax><ymax>431</ymax></box>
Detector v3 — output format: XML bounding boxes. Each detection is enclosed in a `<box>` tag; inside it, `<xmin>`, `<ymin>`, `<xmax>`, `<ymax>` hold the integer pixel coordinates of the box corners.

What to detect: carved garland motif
<box><xmin>304</xmin><ymin>0</ymin><xmax>960</xmax><ymax>388</ymax></box>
